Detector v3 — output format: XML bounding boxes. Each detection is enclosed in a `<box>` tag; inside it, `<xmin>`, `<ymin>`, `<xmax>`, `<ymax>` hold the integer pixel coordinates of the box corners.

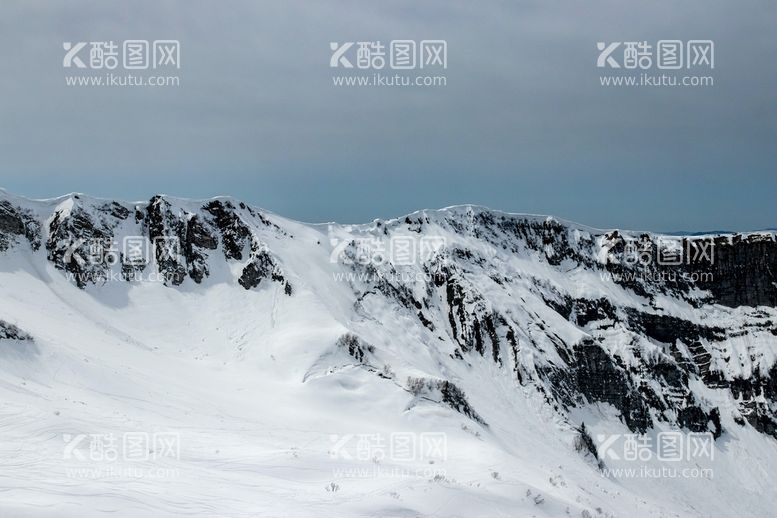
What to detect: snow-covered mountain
<box><xmin>1</xmin><ymin>188</ymin><xmax>776</xmax><ymax>517</ymax></box>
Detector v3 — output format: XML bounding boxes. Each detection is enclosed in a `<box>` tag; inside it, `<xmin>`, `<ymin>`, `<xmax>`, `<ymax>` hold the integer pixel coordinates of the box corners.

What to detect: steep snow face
<box><xmin>1</xmin><ymin>190</ymin><xmax>776</xmax><ymax>518</ymax></box>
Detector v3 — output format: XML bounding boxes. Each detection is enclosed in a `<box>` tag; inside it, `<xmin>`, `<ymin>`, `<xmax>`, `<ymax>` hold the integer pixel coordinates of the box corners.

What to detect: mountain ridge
<box><xmin>3</xmin><ymin>187</ymin><xmax>774</xmax><ymax>237</ymax></box>
<box><xmin>1</xmin><ymin>187</ymin><xmax>776</xmax><ymax>517</ymax></box>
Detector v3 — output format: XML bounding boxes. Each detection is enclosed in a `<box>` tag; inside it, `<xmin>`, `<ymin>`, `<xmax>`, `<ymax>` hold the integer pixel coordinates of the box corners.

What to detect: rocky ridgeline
<box><xmin>0</xmin><ymin>194</ymin><xmax>292</xmax><ymax>293</ymax></box>
<box><xmin>335</xmin><ymin>209</ymin><xmax>777</xmax><ymax>440</ymax></box>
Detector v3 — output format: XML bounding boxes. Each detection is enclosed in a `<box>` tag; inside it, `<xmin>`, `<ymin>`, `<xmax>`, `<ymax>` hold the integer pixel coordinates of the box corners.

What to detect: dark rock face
<box><xmin>238</xmin><ymin>242</ymin><xmax>288</xmax><ymax>291</ymax></box>
<box><xmin>531</xmin><ymin>291</ymin><xmax>771</xmax><ymax>438</ymax></box>
<box><xmin>582</xmin><ymin>232</ymin><xmax>777</xmax><ymax>309</ymax></box>
<box><xmin>336</xmin><ymin>333</ymin><xmax>374</xmax><ymax>363</ymax></box>
<box><xmin>0</xmin><ymin>320</ymin><xmax>32</xmax><ymax>341</ymax></box>
<box><xmin>203</xmin><ymin>200</ymin><xmax>251</xmax><ymax>260</ymax></box>
<box><xmin>693</xmin><ymin>235</ymin><xmax>777</xmax><ymax>308</ymax></box>
<box><xmin>0</xmin><ymin>201</ymin><xmax>41</xmax><ymax>252</ymax></box>
<box><xmin>98</xmin><ymin>202</ymin><xmax>130</xmax><ymax>221</ymax></box>
<box><xmin>184</xmin><ymin>216</ymin><xmax>218</xmax><ymax>284</ymax></box>
<box><xmin>562</xmin><ymin>229</ymin><xmax>777</xmax><ymax>310</ymax></box>
<box><xmin>535</xmin><ymin>333</ymin><xmax>730</xmax><ymax>437</ymax></box>
<box><xmin>145</xmin><ymin>198</ymin><xmax>292</xmax><ymax>290</ymax></box>
<box><xmin>570</xmin><ymin>298</ymin><xmax>617</xmax><ymax>327</ymax></box>
<box><xmin>407</xmin><ymin>377</ymin><xmax>487</xmax><ymax>425</ymax></box>
<box><xmin>444</xmin><ymin>273</ymin><xmax>478</xmax><ymax>354</ymax></box>
<box><xmin>677</xmin><ymin>406</ymin><xmax>722</xmax><ymax>437</ymax></box>
<box><xmin>438</xmin><ymin>380</ymin><xmax>487</xmax><ymax>425</ymax></box>
<box><xmin>145</xmin><ymin>196</ymin><xmax>188</xmax><ymax>285</ymax></box>
<box><xmin>547</xmin><ymin>340</ymin><xmax>651</xmax><ymax>433</ymax></box>
<box><xmin>625</xmin><ymin>309</ymin><xmax>724</xmax><ymax>345</ymax></box>
<box><xmin>0</xmin><ymin>201</ymin><xmax>25</xmax><ymax>237</ymax></box>
<box><xmin>46</xmin><ymin>205</ymin><xmax>121</xmax><ymax>287</ymax></box>
<box><xmin>541</xmin><ymin>304</ymin><xmax>761</xmax><ymax>437</ymax></box>
<box><xmin>575</xmin><ymin>423</ymin><xmax>604</xmax><ymax>469</ymax></box>
<box><xmin>431</xmin><ymin>263</ymin><xmax>505</xmax><ymax>362</ymax></box>
<box><xmin>371</xmin><ymin>268</ymin><xmax>422</xmax><ymax>315</ymax></box>
<box><xmin>725</xmin><ymin>366</ymin><xmax>777</xmax><ymax>438</ymax></box>
<box><xmin>479</xmin><ymin>214</ymin><xmax>585</xmax><ymax>265</ymax></box>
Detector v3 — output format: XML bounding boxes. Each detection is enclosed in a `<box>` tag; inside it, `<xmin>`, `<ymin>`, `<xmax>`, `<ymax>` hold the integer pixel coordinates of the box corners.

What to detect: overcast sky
<box><xmin>0</xmin><ymin>1</ymin><xmax>775</xmax><ymax>231</ymax></box>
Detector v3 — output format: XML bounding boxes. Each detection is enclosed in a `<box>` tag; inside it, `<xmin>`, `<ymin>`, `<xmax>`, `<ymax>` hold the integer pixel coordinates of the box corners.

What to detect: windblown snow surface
<box><xmin>0</xmin><ymin>189</ymin><xmax>776</xmax><ymax>517</ymax></box>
